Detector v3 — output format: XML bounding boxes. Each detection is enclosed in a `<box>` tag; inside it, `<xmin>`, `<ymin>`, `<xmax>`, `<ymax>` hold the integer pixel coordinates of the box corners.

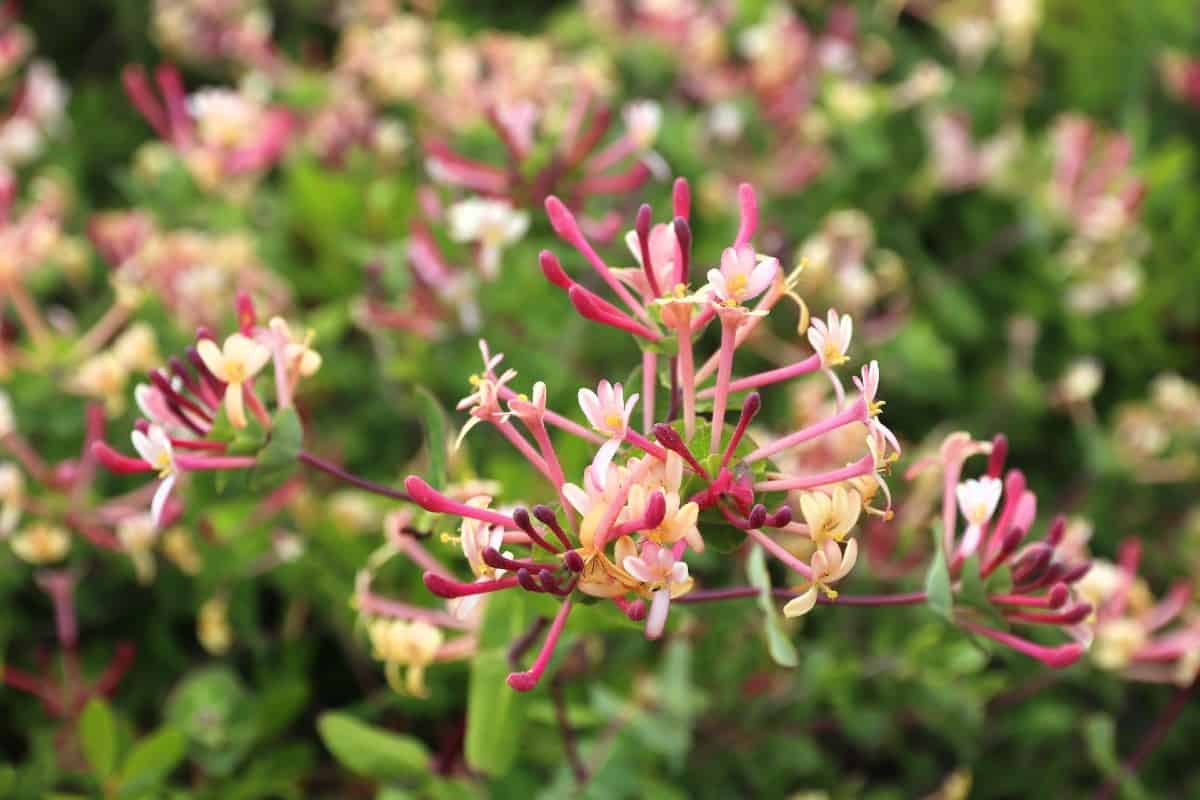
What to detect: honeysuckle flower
<box><xmin>707</xmin><ymin>245</ymin><xmax>778</xmax><ymax>306</ymax></box>
<box><xmin>11</xmin><ymin>521</ymin><xmax>70</xmax><ymax>565</ymax></box>
<box><xmin>783</xmin><ymin>538</ymin><xmax>859</xmax><ymax>618</ymax></box>
<box><xmin>579</xmin><ymin>380</ymin><xmax>638</xmax><ymax>483</ymax></box>
<box><xmin>132</xmin><ymin>425</ymin><xmax>178</xmax><ymax>526</ymax></box>
<box><xmin>623</xmin><ymin>542</ymin><xmax>693</xmax><ymax>638</ymax></box>
<box><xmin>162</xmin><ymin>527</ymin><xmax>202</xmax><ymax>575</ymax></box>
<box><xmin>455</xmin><ymin>340</ymin><xmax>519</xmax><ymax>447</ymax></box>
<box><xmin>117</xmin><ymin>513</ymin><xmax>159</xmax><ymax>583</ymax></box>
<box><xmin>807</xmin><ymin>309</ymin><xmax>853</xmax><ymax>367</ymax></box>
<box><xmin>407</xmin><ymin>179</ymin><xmax>895</xmax><ymax>690</ymax></box>
<box><xmin>622</xmin><ymin>99</ymin><xmax>662</xmax><ymax>151</ymax></box>
<box><xmin>446</xmin><ymin>197</ymin><xmax>530</xmax><ymax>280</ymax></box>
<box><xmin>800</xmin><ymin>486</ymin><xmax>862</xmax><ymax>544</ymax></box>
<box><xmin>197</xmin><ymin>595</ymin><xmax>233</xmax><ymax>655</ymax></box>
<box><xmin>197</xmin><ymin>333</ymin><xmax>271</xmax><ymax>429</ymax></box>
<box><xmin>269</xmin><ymin>317</ymin><xmax>322</xmax><ymax>379</ymax></box>
<box><xmin>69</xmin><ymin>353</ymin><xmax>130</xmax><ymax>415</ymax></box>
<box><xmin>368</xmin><ymin>618</ymin><xmax>444</xmax><ymax>697</ymax></box>
<box><xmin>907</xmin><ymin>432</ymin><xmax>1093</xmax><ymax>668</ymax></box>
<box><xmin>0</xmin><ymin>461</ymin><xmax>24</xmax><ymax>534</ymax></box>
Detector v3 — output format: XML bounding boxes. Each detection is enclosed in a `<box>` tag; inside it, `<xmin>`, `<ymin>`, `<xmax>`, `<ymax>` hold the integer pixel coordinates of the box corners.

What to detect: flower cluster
<box><xmin>403</xmin><ymin>180</ymin><xmax>898</xmax><ymax>691</ymax></box>
<box><xmin>92</xmin><ymin>292</ymin><xmax>322</xmax><ymax>527</ymax></box>
<box><xmin>907</xmin><ymin>432</ymin><xmax>1093</xmax><ymax>667</ymax></box>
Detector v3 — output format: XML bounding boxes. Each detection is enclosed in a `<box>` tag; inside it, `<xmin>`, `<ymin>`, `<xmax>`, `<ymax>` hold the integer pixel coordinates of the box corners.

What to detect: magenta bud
<box><xmin>516</xmin><ymin>568</ymin><xmax>540</xmax><ymax>592</ymax></box>
<box><xmin>1045</xmin><ymin>514</ymin><xmax>1066</xmax><ymax>547</ymax></box>
<box><xmin>545</xmin><ymin>195</ymin><xmax>582</xmax><ymax>245</ymax></box>
<box><xmin>1047</xmin><ymin>583</ymin><xmax>1070</xmax><ymax>609</ymax></box>
<box><xmin>767</xmin><ymin>506</ymin><xmax>793</xmax><ymax>528</ymax></box>
<box><xmin>672</xmin><ymin>216</ymin><xmax>692</xmax><ymax>283</ymax></box>
<box><xmin>742</xmin><ymin>392</ymin><xmax>762</xmax><ymax>421</ymax></box>
<box><xmin>643</xmin><ymin>491</ymin><xmax>667</xmax><ymax>529</ymax></box>
<box><xmin>512</xmin><ymin>507</ymin><xmax>535</xmax><ymax>534</ymax></box>
<box><xmin>133</xmin><ymin>419</ymin><xmax>150</xmax><ymax>433</ymax></box>
<box><xmin>987</xmin><ymin>434</ymin><xmax>1008</xmax><ymax>478</ymax></box>
<box><xmin>624</xmin><ymin>599</ymin><xmax>647</xmax><ymax>621</ymax></box>
<box><xmin>539</xmin><ymin>250</ymin><xmax>572</xmax><ymax>289</ymax></box>
<box><xmin>564</xmin><ymin>550</ymin><xmax>585</xmax><ymax>572</ymax></box>
<box><xmin>1061</xmin><ymin>561</ymin><xmax>1092</xmax><ymax>584</ymax></box>
<box><xmin>652</xmin><ymin>422</ymin><xmax>686</xmax><ymax>451</ymax></box>
<box><xmin>482</xmin><ymin>547</ymin><xmax>509</xmax><ymax>571</ymax></box>
<box><xmin>635</xmin><ymin>203</ymin><xmax>652</xmax><ymax>240</ymax></box>
<box><xmin>672</xmin><ymin>177</ymin><xmax>691</xmax><ymax>220</ymax></box>
<box><xmin>747</xmin><ymin>504</ymin><xmax>768</xmax><ymax>529</ymax></box>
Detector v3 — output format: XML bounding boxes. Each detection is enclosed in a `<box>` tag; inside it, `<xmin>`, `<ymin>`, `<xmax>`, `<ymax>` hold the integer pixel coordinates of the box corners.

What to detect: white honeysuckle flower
<box><xmin>270</xmin><ymin>317</ymin><xmax>322</xmax><ymax>378</ymax></box>
<box><xmin>446</xmin><ymin>198</ymin><xmax>530</xmax><ymax>280</ymax></box>
<box><xmin>799</xmin><ymin>486</ymin><xmax>862</xmax><ymax>544</ymax></box>
<box><xmin>623</xmin><ymin>100</ymin><xmax>662</xmax><ymax>150</ymax></box>
<box><xmin>117</xmin><ymin>513</ymin><xmax>160</xmax><ymax>583</ymax></box>
<box><xmin>707</xmin><ymin>245</ymin><xmax>778</xmax><ymax>306</ymax></box>
<box><xmin>11</xmin><ymin>522</ymin><xmax>70</xmax><ymax>565</ymax></box>
<box><xmin>0</xmin><ymin>389</ymin><xmax>14</xmax><ymax>438</ymax></box>
<box><xmin>0</xmin><ymin>462</ymin><xmax>24</xmax><ymax>535</ymax></box>
<box><xmin>188</xmin><ymin>88</ymin><xmax>265</xmax><ymax>149</ymax></box>
<box><xmin>578</xmin><ymin>380</ymin><xmax>638</xmax><ymax>486</ymax></box>
<box><xmin>955</xmin><ymin>476</ymin><xmax>1003</xmax><ymax>557</ymax></box>
<box><xmin>196</xmin><ymin>333</ymin><xmax>271</xmax><ymax>429</ymax></box>
<box><xmin>782</xmin><ymin>538</ymin><xmax>859</xmax><ymax>618</ymax></box>
<box><xmin>807</xmin><ymin>309</ymin><xmax>853</xmax><ymax>367</ymax></box>
<box><xmin>131</xmin><ymin>424</ymin><xmax>177</xmax><ymax>526</ymax></box>
<box><xmin>368</xmin><ymin>618</ymin><xmax>444</xmax><ymax>696</ymax></box>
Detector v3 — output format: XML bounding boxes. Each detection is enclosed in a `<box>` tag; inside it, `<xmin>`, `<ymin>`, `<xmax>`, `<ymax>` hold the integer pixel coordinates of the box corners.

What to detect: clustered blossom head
<box><xmin>88</xmin><ymin>210</ymin><xmax>290</xmax><ymax>330</ymax></box>
<box><xmin>1110</xmin><ymin>372</ymin><xmax>1200</xmax><ymax>483</ymax></box>
<box><xmin>1071</xmin><ymin>538</ymin><xmax>1200</xmax><ymax>686</ymax></box>
<box><xmin>403</xmin><ymin>179</ymin><xmax>899</xmax><ymax>692</ymax></box>
<box><xmin>92</xmin><ymin>292</ymin><xmax>322</xmax><ymax>527</ymax></box>
<box><xmin>122</xmin><ymin>64</ymin><xmax>293</xmax><ymax>195</ymax></box>
<box><xmin>908</xmin><ymin>431</ymin><xmax>1094</xmax><ymax>668</ymax></box>
<box><xmin>793</xmin><ymin>209</ymin><xmax>907</xmax><ymax>327</ymax></box>
<box><xmin>152</xmin><ymin>0</ymin><xmax>280</xmax><ymax>72</ymax></box>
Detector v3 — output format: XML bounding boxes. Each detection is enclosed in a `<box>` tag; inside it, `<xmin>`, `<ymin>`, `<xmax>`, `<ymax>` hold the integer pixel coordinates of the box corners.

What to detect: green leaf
<box><xmin>79</xmin><ymin>698</ymin><xmax>118</xmax><ymax>780</ymax></box>
<box><xmin>316</xmin><ymin>712</ymin><xmax>430</xmax><ymax>782</ymax></box>
<box><xmin>465</xmin><ymin>590</ymin><xmax>535</xmax><ymax>774</ymax></box>
<box><xmin>746</xmin><ymin>544</ymin><xmax>798</xmax><ymax>667</ymax></box>
<box><xmin>925</xmin><ymin>543</ymin><xmax>953</xmax><ymax>622</ymax></box>
<box><xmin>250</xmin><ymin>407</ymin><xmax>303</xmax><ymax>490</ymax></box>
<box><xmin>118</xmin><ymin>726</ymin><xmax>186</xmax><ymax>797</ymax></box>
<box><xmin>415</xmin><ymin>387</ymin><xmax>448</xmax><ymax>490</ymax></box>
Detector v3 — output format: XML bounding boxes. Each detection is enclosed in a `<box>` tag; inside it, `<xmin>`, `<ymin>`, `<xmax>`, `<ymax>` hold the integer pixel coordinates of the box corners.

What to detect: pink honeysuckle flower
<box><xmin>578</xmin><ymin>380</ymin><xmax>639</xmax><ymax>484</ymax></box>
<box><xmin>807</xmin><ymin>308</ymin><xmax>853</xmax><ymax>368</ymax></box>
<box><xmin>706</xmin><ymin>244</ymin><xmax>779</xmax><ymax>306</ymax></box>
<box><xmin>623</xmin><ymin>541</ymin><xmax>693</xmax><ymax>639</ymax></box>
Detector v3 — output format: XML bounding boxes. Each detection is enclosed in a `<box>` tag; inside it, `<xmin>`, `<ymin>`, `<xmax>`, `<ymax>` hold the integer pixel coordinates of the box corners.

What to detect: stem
<box><xmin>676</xmin><ymin>587</ymin><xmax>928</xmax><ymax>606</ymax></box>
<box><xmin>8</xmin><ymin>283</ymin><xmax>51</xmax><ymax>347</ymax></box>
<box><xmin>709</xmin><ymin>316</ymin><xmax>737</xmax><ymax>454</ymax></box>
<box><xmin>743</xmin><ymin>528</ymin><xmax>813</xmax><ymax>579</ymax></box>
<box><xmin>642</xmin><ymin>351</ymin><xmax>655</xmax><ymax>435</ymax></box>
<box><xmin>72</xmin><ymin>302</ymin><xmax>132</xmax><ymax>358</ymax></box>
<box><xmin>299</xmin><ymin>451</ymin><xmax>412</xmax><ymax>502</ymax></box>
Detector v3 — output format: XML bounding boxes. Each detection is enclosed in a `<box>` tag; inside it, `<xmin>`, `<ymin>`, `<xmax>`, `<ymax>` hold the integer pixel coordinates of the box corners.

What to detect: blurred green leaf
<box><xmin>746</xmin><ymin>543</ymin><xmax>798</xmax><ymax>668</ymax></box>
<box><xmin>316</xmin><ymin>712</ymin><xmax>430</xmax><ymax>782</ymax></box>
<box><xmin>79</xmin><ymin>697</ymin><xmax>118</xmax><ymax>781</ymax></box>
<box><xmin>118</xmin><ymin>726</ymin><xmax>186</xmax><ymax>797</ymax></box>
<box><xmin>925</xmin><ymin>541</ymin><xmax>953</xmax><ymax>622</ymax></box>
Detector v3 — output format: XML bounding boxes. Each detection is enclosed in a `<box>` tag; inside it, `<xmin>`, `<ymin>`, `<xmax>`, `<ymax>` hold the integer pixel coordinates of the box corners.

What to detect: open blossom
<box><xmin>579</xmin><ymin>380</ymin><xmax>638</xmax><ymax>482</ymax></box>
<box><xmin>11</xmin><ymin>521</ymin><xmax>71</xmax><ymax>565</ymax></box>
<box><xmin>369</xmin><ymin>618</ymin><xmax>445</xmax><ymax>697</ymax></box>
<box><xmin>446</xmin><ymin>197</ymin><xmax>530</xmax><ymax>280</ymax></box>
<box><xmin>132</xmin><ymin>425</ymin><xmax>178</xmax><ymax>526</ymax></box>
<box><xmin>407</xmin><ymin>179</ymin><xmax>895</xmax><ymax>692</ymax></box>
<box><xmin>197</xmin><ymin>333</ymin><xmax>272</xmax><ymax>428</ymax></box>
<box><xmin>800</xmin><ymin>485</ymin><xmax>862</xmax><ymax>545</ymax></box>
<box><xmin>783</xmin><ymin>538</ymin><xmax>859</xmax><ymax>617</ymax></box>
<box><xmin>707</xmin><ymin>244</ymin><xmax>778</xmax><ymax>306</ymax></box>
<box><xmin>807</xmin><ymin>309</ymin><xmax>853</xmax><ymax>367</ymax></box>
